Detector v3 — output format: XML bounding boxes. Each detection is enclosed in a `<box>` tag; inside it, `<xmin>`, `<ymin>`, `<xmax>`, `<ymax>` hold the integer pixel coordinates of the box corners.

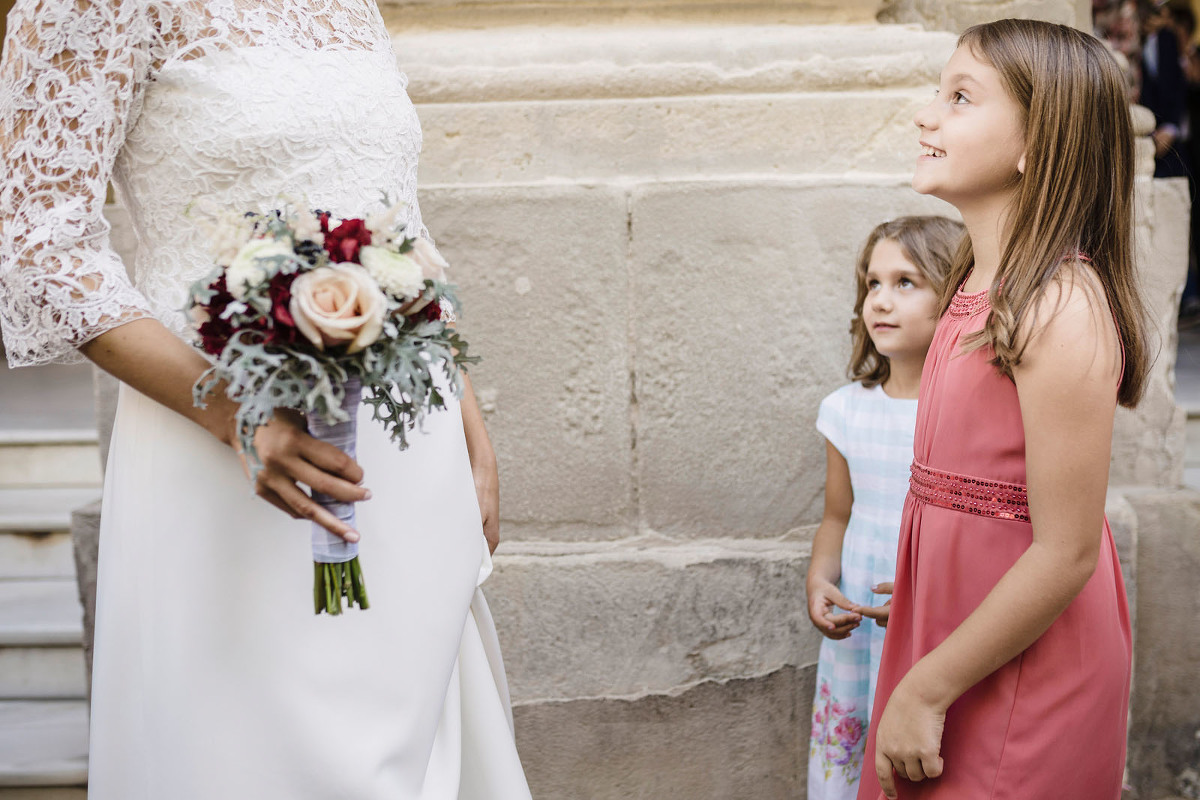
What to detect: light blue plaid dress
<box><xmin>807</xmin><ymin>382</ymin><xmax>917</xmax><ymax>800</ymax></box>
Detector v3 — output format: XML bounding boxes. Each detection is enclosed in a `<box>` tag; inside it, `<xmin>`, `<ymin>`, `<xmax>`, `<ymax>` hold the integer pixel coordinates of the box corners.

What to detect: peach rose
<box><xmin>289</xmin><ymin>265</ymin><xmax>385</xmax><ymax>353</ymax></box>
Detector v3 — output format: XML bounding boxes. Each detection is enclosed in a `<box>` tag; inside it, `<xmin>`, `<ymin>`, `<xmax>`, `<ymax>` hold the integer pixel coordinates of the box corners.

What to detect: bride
<box><xmin>0</xmin><ymin>1</ymin><xmax>532</xmax><ymax>797</ymax></box>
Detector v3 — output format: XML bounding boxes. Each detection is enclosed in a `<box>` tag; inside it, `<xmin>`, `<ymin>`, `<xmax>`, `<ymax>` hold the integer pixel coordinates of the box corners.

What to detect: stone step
<box><xmin>0</xmin><ymin>534</ymin><xmax>75</xmax><ymax>582</ymax></box>
<box><xmin>0</xmin><ymin>648</ymin><xmax>86</xmax><ymax>702</ymax></box>
<box><xmin>0</xmin><ymin>489</ymin><xmax>101</xmax><ymax>535</ymax></box>
<box><xmin>394</xmin><ymin>23</ymin><xmax>958</xmax><ymax>183</ymax></box>
<box><xmin>0</xmin><ymin>581</ymin><xmax>85</xmax><ymax>701</ymax></box>
<box><xmin>0</xmin><ymin>582</ymin><xmax>83</xmax><ymax>649</ymax></box>
<box><xmin>0</xmin><ymin>702</ymin><xmax>87</xmax><ymax>788</ymax></box>
<box><xmin>0</xmin><ymin>433</ymin><xmax>101</xmax><ymax>490</ymax></box>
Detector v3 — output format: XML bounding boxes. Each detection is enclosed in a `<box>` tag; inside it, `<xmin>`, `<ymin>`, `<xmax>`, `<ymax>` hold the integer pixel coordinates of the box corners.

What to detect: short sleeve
<box><xmin>815</xmin><ymin>385</ymin><xmax>849</xmax><ymax>456</ymax></box>
<box><xmin>0</xmin><ymin>0</ymin><xmax>153</xmax><ymax>367</ymax></box>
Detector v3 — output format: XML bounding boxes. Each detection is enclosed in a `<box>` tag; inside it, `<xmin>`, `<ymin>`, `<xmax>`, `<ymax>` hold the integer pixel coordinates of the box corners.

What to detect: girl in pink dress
<box><xmin>856</xmin><ymin>19</ymin><xmax>1150</xmax><ymax>800</ymax></box>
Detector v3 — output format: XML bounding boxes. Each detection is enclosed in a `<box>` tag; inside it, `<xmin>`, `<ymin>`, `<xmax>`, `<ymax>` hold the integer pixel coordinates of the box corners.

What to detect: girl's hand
<box><xmin>472</xmin><ymin>456</ymin><xmax>500</xmax><ymax>554</ymax></box>
<box><xmin>856</xmin><ymin>581</ymin><xmax>894</xmax><ymax>627</ymax></box>
<box><xmin>807</xmin><ymin>579</ymin><xmax>861</xmax><ymax>639</ymax></box>
<box><xmin>236</xmin><ymin>409</ymin><xmax>369</xmax><ymax>541</ymax></box>
<box><xmin>873</xmin><ymin>675</ymin><xmax>946</xmax><ymax>799</ymax></box>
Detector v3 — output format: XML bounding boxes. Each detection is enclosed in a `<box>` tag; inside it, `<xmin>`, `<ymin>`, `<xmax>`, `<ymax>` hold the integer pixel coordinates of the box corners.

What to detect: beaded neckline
<box><xmin>947</xmin><ymin>284</ymin><xmax>990</xmax><ymax>318</ymax></box>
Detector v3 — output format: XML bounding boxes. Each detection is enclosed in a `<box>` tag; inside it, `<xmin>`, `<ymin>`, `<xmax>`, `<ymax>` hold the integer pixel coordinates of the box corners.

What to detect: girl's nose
<box><xmin>913</xmin><ymin>97</ymin><xmax>939</xmax><ymax>131</ymax></box>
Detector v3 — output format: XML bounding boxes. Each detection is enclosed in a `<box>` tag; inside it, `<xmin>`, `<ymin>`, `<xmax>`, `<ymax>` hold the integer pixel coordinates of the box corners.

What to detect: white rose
<box><xmin>408</xmin><ymin>238</ymin><xmax>449</xmax><ymax>282</ymax></box>
<box><xmin>359</xmin><ymin>245</ymin><xmax>425</xmax><ymax>300</ymax></box>
<box><xmin>289</xmin><ymin>264</ymin><xmax>386</xmax><ymax>353</ymax></box>
<box><xmin>226</xmin><ymin>238</ymin><xmax>296</xmax><ymax>299</ymax></box>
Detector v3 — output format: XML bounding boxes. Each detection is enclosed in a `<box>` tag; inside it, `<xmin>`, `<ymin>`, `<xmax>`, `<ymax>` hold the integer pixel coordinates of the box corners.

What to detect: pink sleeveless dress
<box><xmin>856</xmin><ymin>284</ymin><xmax>1132</xmax><ymax>800</ymax></box>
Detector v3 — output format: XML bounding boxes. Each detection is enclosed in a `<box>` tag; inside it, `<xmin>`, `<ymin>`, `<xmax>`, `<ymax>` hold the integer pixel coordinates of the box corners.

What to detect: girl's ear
<box><xmin>1017</xmin><ymin>152</ymin><xmax>1027</xmax><ymax>175</ymax></box>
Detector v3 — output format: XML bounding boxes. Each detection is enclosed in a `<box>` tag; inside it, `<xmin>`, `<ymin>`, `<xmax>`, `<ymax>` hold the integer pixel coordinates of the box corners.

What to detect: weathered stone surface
<box><xmin>417</xmin><ymin>91</ymin><xmax>947</xmax><ymax>185</ymax></box>
<box><xmin>511</xmin><ymin>664</ymin><xmax>814</xmax><ymax>800</ymax></box>
<box><xmin>1125</xmin><ymin>488</ymin><xmax>1200</xmax><ymax>798</ymax></box>
<box><xmin>488</xmin><ymin>538</ymin><xmax>814</xmax><ymax>700</ymax></box>
<box><xmin>419</xmin><ymin>185</ymin><xmax>635</xmax><ymax>538</ymax></box>
<box><xmin>1112</xmin><ymin>177</ymin><xmax>1190</xmax><ymax>488</ymax></box>
<box><xmin>879</xmin><ymin>0</ymin><xmax>1088</xmax><ymax>31</ymax></box>
<box><xmin>629</xmin><ymin>178</ymin><xmax>948</xmax><ymax>538</ymax></box>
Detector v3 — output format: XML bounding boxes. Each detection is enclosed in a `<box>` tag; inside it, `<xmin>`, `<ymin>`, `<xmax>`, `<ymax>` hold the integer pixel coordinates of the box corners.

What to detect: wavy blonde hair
<box><xmin>849</xmin><ymin>216</ymin><xmax>965</xmax><ymax>388</ymax></box>
<box><xmin>946</xmin><ymin>19</ymin><xmax>1149</xmax><ymax>407</ymax></box>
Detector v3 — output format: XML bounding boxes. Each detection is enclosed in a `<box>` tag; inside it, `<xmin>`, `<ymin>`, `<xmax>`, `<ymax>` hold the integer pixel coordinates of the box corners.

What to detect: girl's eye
<box><xmin>951</xmin><ymin>91</ymin><xmax>969</xmax><ymax>105</ymax></box>
<box><xmin>867</xmin><ymin>280</ymin><xmax>880</xmax><ymax>290</ymax></box>
<box><xmin>899</xmin><ymin>277</ymin><xmax>915</xmax><ymax>288</ymax></box>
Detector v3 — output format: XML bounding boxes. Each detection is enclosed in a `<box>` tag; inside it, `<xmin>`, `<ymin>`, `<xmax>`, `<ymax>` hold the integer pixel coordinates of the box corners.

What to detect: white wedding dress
<box><xmin>0</xmin><ymin>1</ymin><xmax>531</xmax><ymax>797</ymax></box>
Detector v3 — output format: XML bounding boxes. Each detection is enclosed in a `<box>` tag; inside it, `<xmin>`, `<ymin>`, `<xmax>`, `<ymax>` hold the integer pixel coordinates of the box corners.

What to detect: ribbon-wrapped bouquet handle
<box><xmin>307</xmin><ymin>377</ymin><xmax>368</xmax><ymax>614</ymax></box>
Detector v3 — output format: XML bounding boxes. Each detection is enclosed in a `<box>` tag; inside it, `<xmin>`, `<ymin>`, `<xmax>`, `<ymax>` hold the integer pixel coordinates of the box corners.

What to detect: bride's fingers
<box><xmin>289</xmin><ymin>455</ymin><xmax>370</xmax><ymax>505</ymax></box>
<box><xmin>299</xmin><ymin>433</ymin><xmax>366</xmax><ymax>486</ymax></box>
<box><xmin>267</xmin><ymin>476</ymin><xmax>360</xmax><ymax>542</ymax></box>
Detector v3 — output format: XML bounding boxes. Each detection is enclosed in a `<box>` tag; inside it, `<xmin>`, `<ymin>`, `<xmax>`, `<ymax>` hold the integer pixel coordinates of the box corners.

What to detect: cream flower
<box><xmin>408</xmin><ymin>238</ymin><xmax>449</xmax><ymax>282</ymax></box>
<box><xmin>365</xmin><ymin>201</ymin><xmax>408</xmax><ymax>248</ymax></box>
<box><xmin>206</xmin><ymin>211</ymin><xmax>256</xmax><ymax>268</ymax></box>
<box><xmin>226</xmin><ymin>238</ymin><xmax>295</xmax><ymax>299</ymax></box>
<box><xmin>291</xmin><ymin>208</ymin><xmax>324</xmax><ymax>246</ymax></box>
<box><xmin>359</xmin><ymin>245</ymin><xmax>425</xmax><ymax>300</ymax></box>
<box><xmin>289</xmin><ymin>264</ymin><xmax>386</xmax><ymax>353</ymax></box>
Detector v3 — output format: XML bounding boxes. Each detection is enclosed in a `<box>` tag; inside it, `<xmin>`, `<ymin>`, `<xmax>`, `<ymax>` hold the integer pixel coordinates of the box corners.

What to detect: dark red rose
<box><xmin>267</xmin><ymin>270</ymin><xmax>298</xmax><ymax>331</ymax></box>
<box><xmin>425</xmin><ymin>300</ymin><xmax>444</xmax><ymax>323</ymax></box>
<box><xmin>318</xmin><ymin>211</ymin><xmax>331</xmax><ymax>235</ymax></box>
<box><xmin>324</xmin><ymin>218</ymin><xmax>371</xmax><ymax>263</ymax></box>
<box><xmin>195</xmin><ymin>275</ymin><xmax>236</xmax><ymax>355</ymax></box>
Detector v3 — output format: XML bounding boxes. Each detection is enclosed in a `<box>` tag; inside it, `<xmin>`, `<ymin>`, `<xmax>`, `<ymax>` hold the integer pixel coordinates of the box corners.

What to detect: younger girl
<box><xmin>860</xmin><ymin>19</ymin><xmax>1149</xmax><ymax>800</ymax></box>
<box><xmin>807</xmin><ymin>215</ymin><xmax>963</xmax><ymax>800</ymax></box>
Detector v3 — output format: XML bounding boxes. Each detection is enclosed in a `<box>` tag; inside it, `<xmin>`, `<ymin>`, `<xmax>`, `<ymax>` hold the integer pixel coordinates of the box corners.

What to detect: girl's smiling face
<box><xmin>912</xmin><ymin>46</ymin><xmax>1027</xmax><ymax>211</ymax></box>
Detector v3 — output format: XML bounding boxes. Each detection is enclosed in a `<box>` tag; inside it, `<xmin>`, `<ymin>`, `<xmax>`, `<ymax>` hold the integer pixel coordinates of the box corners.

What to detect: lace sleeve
<box><xmin>0</xmin><ymin>0</ymin><xmax>153</xmax><ymax>367</ymax></box>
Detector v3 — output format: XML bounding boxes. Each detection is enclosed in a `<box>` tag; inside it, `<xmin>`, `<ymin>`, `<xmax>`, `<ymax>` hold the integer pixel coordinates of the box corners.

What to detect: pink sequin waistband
<box><xmin>909</xmin><ymin>460</ymin><xmax>1030</xmax><ymax>522</ymax></box>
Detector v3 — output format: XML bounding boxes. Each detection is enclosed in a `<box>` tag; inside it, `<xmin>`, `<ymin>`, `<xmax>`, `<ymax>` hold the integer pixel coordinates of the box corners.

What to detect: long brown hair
<box><xmin>945</xmin><ymin>19</ymin><xmax>1148</xmax><ymax>406</ymax></box>
<box><xmin>849</xmin><ymin>216</ymin><xmax>964</xmax><ymax>388</ymax></box>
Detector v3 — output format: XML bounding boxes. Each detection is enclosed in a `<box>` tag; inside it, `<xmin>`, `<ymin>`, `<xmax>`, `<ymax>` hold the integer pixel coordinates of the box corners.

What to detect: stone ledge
<box><xmin>512</xmin><ymin>663</ymin><xmax>815</xmax><ymax>800</ymax></box>
<box><xmin>383</xmin><ymin>0</ymin><xmax>889</xmax><ymax>30</ymax></box>
<box><xmin>488</xmin><ymin>537</ymin><xmax>815</xmax><ymax>701</ymax></box>
<box><xmin>395</xmin><ymin>24</ymin><xmax>955</xmax><ymax>102</ymax></box>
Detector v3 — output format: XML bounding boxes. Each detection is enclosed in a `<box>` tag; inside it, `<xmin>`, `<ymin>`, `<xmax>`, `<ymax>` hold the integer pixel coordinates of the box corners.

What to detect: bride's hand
<box><xmin>234</xmin><ymin>409</ymin><xmax>370</xmax><ymax>541</ymax></box>
<box><xmin>473</xmin><ymin>455</ymin><xmax>500</xmax><ymax>554</ymax></box>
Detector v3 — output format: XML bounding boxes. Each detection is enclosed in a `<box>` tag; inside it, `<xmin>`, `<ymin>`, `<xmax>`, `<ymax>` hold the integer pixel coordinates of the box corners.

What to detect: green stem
<box><xmin>313</xmin><ymin>561</ymin><xmax>324</xmax><ymax>615</ymax></box>
<box><xmin>351</xmin><ymin>558</ymin><xmax>369</xmax><ymax>610</ymax></box>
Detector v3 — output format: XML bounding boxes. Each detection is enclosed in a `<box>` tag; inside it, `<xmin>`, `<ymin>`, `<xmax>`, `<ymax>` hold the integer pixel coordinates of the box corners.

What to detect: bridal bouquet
<box><xmin>185</xmin><ymin>199</ymin><xmax>476</xmax><ymax>615</ymax></box>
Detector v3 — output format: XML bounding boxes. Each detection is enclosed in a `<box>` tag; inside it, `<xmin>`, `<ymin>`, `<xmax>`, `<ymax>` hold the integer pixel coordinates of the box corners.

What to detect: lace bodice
<box><xmin>0</xmin><ymin>0</ymin><xmax>428</xmax><ymax>366</ymax></box>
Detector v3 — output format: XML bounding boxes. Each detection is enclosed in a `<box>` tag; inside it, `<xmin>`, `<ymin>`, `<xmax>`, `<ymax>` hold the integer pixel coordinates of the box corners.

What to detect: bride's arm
<box><xmin>460</xmin><ymin>372</ymin><xmax>500</xmax><ymax>553</ymax></box>
<box><xmin>81</xmin><ymin>320</ymin><xmax>369</xmax><ymax>540</ymax></box>
<box><xmin>0</xmin><ymin>1</ymin><xmax>365</xmax><ymax>538</ymax></box>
